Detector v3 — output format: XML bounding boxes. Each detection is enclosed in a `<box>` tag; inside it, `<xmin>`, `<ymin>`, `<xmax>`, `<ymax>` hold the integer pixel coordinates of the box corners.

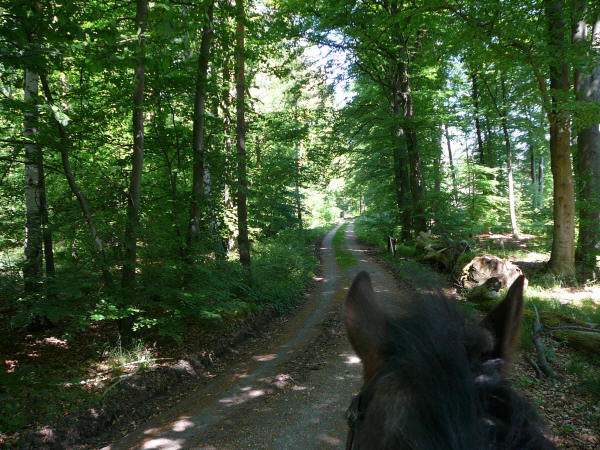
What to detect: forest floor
<box><xmin>2</xmin><ymin>223</ymin><xmax>599</xmax><ymax>448</ymax></box>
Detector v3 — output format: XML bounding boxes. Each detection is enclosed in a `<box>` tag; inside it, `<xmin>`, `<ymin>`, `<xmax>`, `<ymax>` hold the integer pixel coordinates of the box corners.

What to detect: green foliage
<box><xmin>251</xmin><ymin>227</ymin><xmax>322</xmax><ymax>310</ymax></box>
<box><xmin>353</xmin><ymin>215</ymin><xmax>395</xmax><ymax>252</ymax></box>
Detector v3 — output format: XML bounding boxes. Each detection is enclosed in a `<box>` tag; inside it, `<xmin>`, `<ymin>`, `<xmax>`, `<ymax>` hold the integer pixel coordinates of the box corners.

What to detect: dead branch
<box><xmin>524</xmin><ymin>354</ymin><xmax>543</xmax><ymax>378</ymax></box>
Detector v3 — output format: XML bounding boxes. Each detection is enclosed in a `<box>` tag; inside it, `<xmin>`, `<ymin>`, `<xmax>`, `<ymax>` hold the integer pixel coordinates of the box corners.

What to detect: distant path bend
<box><xmin>106</xmin><ymin>221</ymin><xmax>415</xmax><ymax>450</ymax></box>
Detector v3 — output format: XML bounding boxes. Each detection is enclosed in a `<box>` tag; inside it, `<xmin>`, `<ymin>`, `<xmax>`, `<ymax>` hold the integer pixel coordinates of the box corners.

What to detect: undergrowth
<box><xmin>0</xmin><ymin>225</ymin><xmax>328</xmax><ymax>437</ymax></box>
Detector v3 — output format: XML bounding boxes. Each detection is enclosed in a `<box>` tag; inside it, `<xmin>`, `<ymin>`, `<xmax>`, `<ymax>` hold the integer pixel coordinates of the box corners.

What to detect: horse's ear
<box><xmin>481</xmin><ymin>275</ymin><xmax>525</xmax><ymax>364</ymax></box>
<box><xmin>345</xmin><ymin>271</ymin><xmax>387</xmax><ymax>380</ymax></box>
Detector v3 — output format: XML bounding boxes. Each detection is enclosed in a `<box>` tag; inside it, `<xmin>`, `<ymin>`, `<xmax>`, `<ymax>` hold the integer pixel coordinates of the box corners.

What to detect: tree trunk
<box><xmin>122</xmin><ymin>0</ymin><xmax>147</xmax><ymax>288</ymax></box>
<box><xmin>39</xmin><ymin>73</ymin><xmax>114</xmax><ymax>287</ymax></box>
<box><xmin>470</xmin><ymin>71</ymin><xmax>486</xmax><ymax>165</ymax></box>
<box><xmin>433</xmin><ymin>128</ymin><xmax>442</xmax><ymax>193</ymax></box>
<box><xmin>444</xmin><ymin>123</ymin><xmax>458</xmax><ymax>202</ymax></box>
<box><xmin>235</xmin><ymin>0</ymin><xmax>251</xmax><ymax>267</ymax></box>
<box><xmin>187</xmin><ymin>0</ymin><xmax>215</xmax><ymax>255</ymax></box>
<box><xmin>397</xmin><ymin>48</ymin><xmax>427</xmax><ymax>235</ymax></box>
<box><xmin>221</xmin><ymin>63</ymin><xmax>236</xmax><ymax>253</ymax></box>
<box><xmin>39</xmin><ymin>159</ymin><xmax>55</xmax><ymax>277</ymax></box>
<box><xmin>529</xmin><ymin>141</ymin><xmax>538</xmax><ymax>209</ymax></box>
<box><xmin>538</xmin><ymin>156</ymin><xmax>545</xmax><ymax>205</ymax></box>
<box><xmin>500</xmin><ymin>76</ymin><xmax>520</xmax><ymax>237</ymax></box>
<box><xmin>23</xmin><ymin>68</ymin><xmax>43</xmax><ymax>295</ymax></box>
<box><xmin>390</xmin><ymin>76</ymin><xmax>411</xmax><ymax>240</ymax></box>
<box><xmin>295</xmin><ymin>140</ymin><xmax>303</xmax><ymax>228</ymax></box>
<box><xmin>545</xmin><ymin>0</ymin><xmax>576</xmax><ymax>277</ymax></box>
<box><xmin>573</xmin><ymin>13</ymin><xmax>600</xmax><ymax>277</ymax></box>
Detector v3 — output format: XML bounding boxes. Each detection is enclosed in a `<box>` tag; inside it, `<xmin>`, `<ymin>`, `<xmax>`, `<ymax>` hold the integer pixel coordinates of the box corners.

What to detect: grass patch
<box><xmin>333</xmin><ymin>222</ymin><xmax>356</xmax><ymax>268</ymax></box>
<box><xmin>566</xmin><ymin>355</ymin><xmax>600</xmax><ymax>400</ymax></box>
<box><xmin>100</xmin><ymin>339</ymin><xmax>156</xmax><ymax>374</ymax></box>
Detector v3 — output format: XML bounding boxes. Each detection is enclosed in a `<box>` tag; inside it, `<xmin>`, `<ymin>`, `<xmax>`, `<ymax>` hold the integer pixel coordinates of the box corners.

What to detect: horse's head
<box><xmin>344</xmin><ymin>271</ymin><xmax>555</xmax><ymax>449</ymax></box>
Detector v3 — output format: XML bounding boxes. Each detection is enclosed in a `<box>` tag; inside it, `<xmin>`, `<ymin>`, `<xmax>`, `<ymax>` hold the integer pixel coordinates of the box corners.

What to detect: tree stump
<box><xmin>460</xmin><ymin>254</ymin><xmax>525</xmax><ymax>290</ymax></box>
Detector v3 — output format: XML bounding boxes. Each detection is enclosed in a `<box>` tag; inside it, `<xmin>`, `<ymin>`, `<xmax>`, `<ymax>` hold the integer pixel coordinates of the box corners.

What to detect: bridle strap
<box><xmin>345</xmin><ymin>361</ymin><xmax>397</xmax><ymax>450</ymax></box>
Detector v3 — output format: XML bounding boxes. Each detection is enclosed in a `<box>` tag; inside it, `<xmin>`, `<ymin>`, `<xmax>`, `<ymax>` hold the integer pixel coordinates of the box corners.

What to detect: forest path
<box><xmin>106</xmin><ymin>221</ymin><xmax>422</xmax><ymax>450</ymax></box>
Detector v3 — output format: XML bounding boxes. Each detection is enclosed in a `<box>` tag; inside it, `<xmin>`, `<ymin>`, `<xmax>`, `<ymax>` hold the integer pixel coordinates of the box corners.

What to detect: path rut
<box><xmin>105</xmin><ymin>221</ymin><xmax>416</xmax><ymax>450</ymax></box>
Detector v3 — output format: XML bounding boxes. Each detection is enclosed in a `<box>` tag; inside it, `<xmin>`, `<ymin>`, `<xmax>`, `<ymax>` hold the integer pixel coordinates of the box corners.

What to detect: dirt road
<box><xmin>105</xmin><ymin>221</ymin><xmax>423</xmax><ymax>450</ymax></box>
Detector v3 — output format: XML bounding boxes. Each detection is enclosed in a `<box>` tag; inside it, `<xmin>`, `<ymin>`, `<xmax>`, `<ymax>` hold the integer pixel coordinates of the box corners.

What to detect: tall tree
<box><xmin>573</xmin><ymin>9</ymin><xmax>600</xmax><ymax>277</ymax></box>
<box><xmin>187</xmin><ymin>0</ymin><xmax>215</xmax><ymax>257</ymax></box>
<box><xmin>122</xmin><ymin>0</ymin><xmax>148</xmax><ymax>288</ymax></box>
<box><xmin>500</xmin><ymin>75</ymin><xmax>520</xmax><ymax>237</ymax></box>
<box><xmin>470</xmin><ymin>70</ymin><xmax>486</xmax><ymax>165</ymax></box>
<box><xmin>235</xmin><ymin>0</ymin><xmax>251</xmax><ymax>267</ymax></box>
<box><xmin>444</xmin><ymin>123</ymin><xmax>458</xmax><ymax>202</ymax></box>
<box><xmin>545</xmin><ymin>0</ymin><xmax>576</xmax><ymax>276</ymax></box>
<box><xmin>22</xmin><ymin>68</ymin><xmax>44</xmax><ymax>295</ymax></box>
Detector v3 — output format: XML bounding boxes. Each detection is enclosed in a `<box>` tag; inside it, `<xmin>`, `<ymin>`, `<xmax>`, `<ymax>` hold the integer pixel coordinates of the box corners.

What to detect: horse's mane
<box><xmin>351</xmin><ymin>291</ymin><xmax>555</xmax><ymax>450</ymax></box>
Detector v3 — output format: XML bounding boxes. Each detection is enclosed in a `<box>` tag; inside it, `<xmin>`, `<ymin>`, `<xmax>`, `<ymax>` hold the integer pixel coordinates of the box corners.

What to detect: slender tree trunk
<box><xmin>204</xmin><ymin>98</ymin><xmax>225</xmax><ymax>258</ymax></box>
<box><xmin>500</xmin><ymin>76</ymin><xmax>520</xmax><ymax>237</ymax></box>
<box><xmin>295</xmin><ymin>140</ymin><xmax>303</xmax><ymax>228</ymax></box>
<box><xmin>40</xmin><ymin>74</ymin><xmax>114</xmax><ymax>287</ymax></box>
<box><xmin>122</xmin><ymin>0</ymin><xmax>147</xmax><ymax>288</ymax></box>
<box><xmin>444</xmin><ymin>123</ymin><xmax>458</xmax><ymax>202</ymax></box>
<box><xmin>544</xmin><ymin>0</ymin><xmax>576</xmax><ymax>277</ymax></box>
<box><xmin>573</xmin><ymin>13</ymin><xmax>600</xmax><ymax>276</ymax></box>
<box><xmin>203</xmin><ymin>158</ymin><xmax>225</xmax><ymax>258</ymax></box>
<box><xmin>187</xmin><ymin>0</ymin><xmax>215</xmax><ymax>255</ymax></box>
<box><xmin>390</xmin><ymin>76</ymin><xmax>411</xmax><ymax>240</ymax></box>
<box><xmin>526</xmin><ymin>108</ymin><xmax>538</xmax><ymax>208</ymax></box>
<box><xmin>23</xmin><ymin>68</ymin><xmax>43</xmax><ymax>295</ymax></box>
<box><xmin>39</xmin><ymin>160</ymin><xmax>55</xmax><ymax>277</ymax></box>
<box><xmin>235</xmin><ymin>0</ymin><xmax>251</xmax><ymax>267</ymax></box>
<box><xmin>470</xmin><ymin>71</ymin><xmax>486</xmax><ymax>165</ymax></box>
<box><xmin>221</xmin><ymin>63</ymin><xmax>236</xmax><ymax>253</ymax></box>
<box><xmin>530</xmin><ymin>146</ymin><xmax>538</xmax><ymax>209</ymax></box>
<box><xmin>433</xmin><ymin>128</ymin><xmax>442</xmax><ymax>193</ymax></box>
<box><xmin>538</xmin><ymin>156</ymin><xmax>545</xmax><ymax>205</ymax></box>
<box><xmin>483</xmin><ymin>119</ymin><xmax>494</xmax><ymax>166</ymax></box>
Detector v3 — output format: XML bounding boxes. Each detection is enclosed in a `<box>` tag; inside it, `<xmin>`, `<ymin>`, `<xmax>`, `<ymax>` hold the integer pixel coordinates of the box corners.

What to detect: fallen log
<box><xmin>551</xmin><ymin>330</ymin><xmax>600</xmax><ymax>355</ymax></box>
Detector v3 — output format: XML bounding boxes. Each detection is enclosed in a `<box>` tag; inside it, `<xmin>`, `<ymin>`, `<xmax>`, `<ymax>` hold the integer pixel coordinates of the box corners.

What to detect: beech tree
<box><xmin>573</xmin><ymin>8</ymin><xmax>600</xmax><ymax>277</ymax></box>
<box><xmin>122</xmin><ymin>0</ymin><xmax>148</xmax><ymax>289</ymax></box>
<box><xmin>234</xmin><ymin>0</ymin><xmax>251</xmax><ymax>267</ymax></box>
<box><xmin>187</xmin><ymin>0</ymin><xmax>215</xmax><ymax>259</ymax></box>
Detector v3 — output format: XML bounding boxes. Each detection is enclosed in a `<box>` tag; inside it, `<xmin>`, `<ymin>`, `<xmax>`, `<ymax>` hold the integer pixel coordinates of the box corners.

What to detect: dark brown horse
<box><xmin>344</xmin><ymin>271</ymin><xmax>556</xmax><ymax>449</ymax></box>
